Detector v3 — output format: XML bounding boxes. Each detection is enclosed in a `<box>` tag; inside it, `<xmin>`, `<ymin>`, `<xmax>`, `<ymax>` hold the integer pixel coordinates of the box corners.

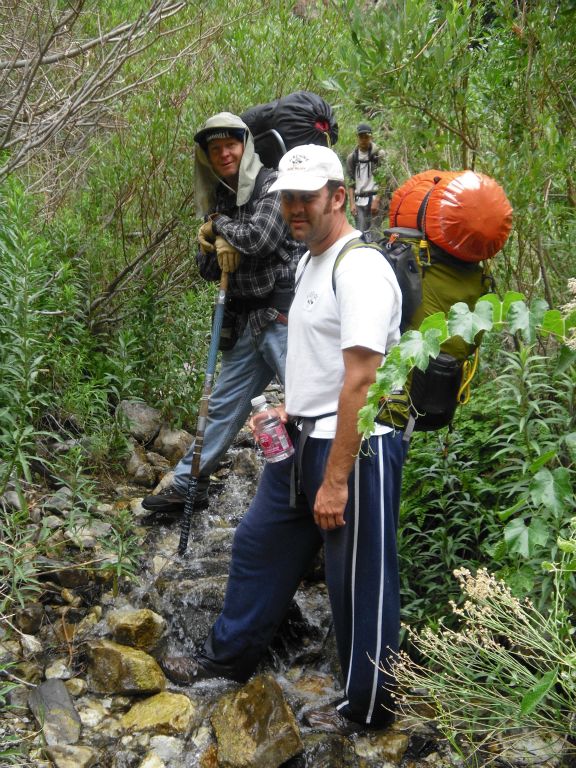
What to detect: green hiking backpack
<box><xmin>333</xmin><ymin>229</ymin><xmax>493</xmax><ymax>437</ymax></box>
<box><xmin>376</xmin><ymin>227</ymin><xmax>493</xmax><ymax>435</ymax></box>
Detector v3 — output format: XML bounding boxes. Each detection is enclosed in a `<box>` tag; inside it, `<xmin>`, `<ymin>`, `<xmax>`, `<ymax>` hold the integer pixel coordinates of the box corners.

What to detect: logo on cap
<box><xmin>286</xmin><ymin>153</ymin><xmax>308</xmax><ymax>170</ymax></box>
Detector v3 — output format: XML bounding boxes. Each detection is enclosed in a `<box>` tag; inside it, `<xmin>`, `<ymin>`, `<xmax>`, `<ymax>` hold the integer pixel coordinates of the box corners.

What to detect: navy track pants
<box><xmin>200</xmin><ymin>429</ymin><xmax>406</xmax><ymax>727</ymax></box>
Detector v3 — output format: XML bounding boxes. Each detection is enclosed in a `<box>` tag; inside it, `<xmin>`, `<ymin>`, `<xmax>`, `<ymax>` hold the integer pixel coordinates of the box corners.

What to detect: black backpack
<box><xmin>240</xmin><ymin>91</ymin><xmax>338</xmax><ymax>169</ymax></box>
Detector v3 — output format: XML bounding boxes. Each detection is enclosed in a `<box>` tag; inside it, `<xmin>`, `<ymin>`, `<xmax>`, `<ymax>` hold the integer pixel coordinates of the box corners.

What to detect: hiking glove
<box><xmin>198</xmin><ymin>220</ymin><xmax>215</xmax><ymax>255</ymax></box>
<box><xmin>214</xmin><ymin>236</ymin><xmax>240</xmax><ymax>273</ymax></box>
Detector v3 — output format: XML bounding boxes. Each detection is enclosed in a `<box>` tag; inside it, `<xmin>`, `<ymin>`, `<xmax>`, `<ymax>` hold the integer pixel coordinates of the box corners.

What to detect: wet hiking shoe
<box><xmin>303</xmin><ymin>704</ymin><xmax>394</xmax><ymax>735</ymax></box>
<box><xmin>160</xmin><ymin>655</ymin><xmax>237</xmax><ymax>685</ymax></box>
<box><xmin>141</xmin><ymin>484</ymin><xmax>209</xmax><ymax>517</ymax></box>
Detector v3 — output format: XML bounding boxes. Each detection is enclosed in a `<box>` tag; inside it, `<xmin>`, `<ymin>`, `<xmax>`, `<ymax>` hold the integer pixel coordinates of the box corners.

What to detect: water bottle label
<box><xmin>258</xmin><ymin>424</ymin><xmax>294</xmax><ymax>460</ymax></box>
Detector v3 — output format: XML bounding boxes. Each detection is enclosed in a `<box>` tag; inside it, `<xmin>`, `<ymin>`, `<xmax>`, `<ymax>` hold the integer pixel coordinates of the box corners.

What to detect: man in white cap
<box><xmin>142</xmin><ymin>113</ymin><xmax>303</xmax><ymax>518</ymax></box>
<box><xmin>160</xmin><ymin>145</ymin><xmax>406</xmax><ymax>735</ymax></box>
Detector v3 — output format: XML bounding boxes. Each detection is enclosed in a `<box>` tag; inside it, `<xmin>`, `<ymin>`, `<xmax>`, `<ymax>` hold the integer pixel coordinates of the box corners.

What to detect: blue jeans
<box><xmin>172</xmin><ymin>319</ymin><xmax>287</xmax><ymax>494</ymax></box>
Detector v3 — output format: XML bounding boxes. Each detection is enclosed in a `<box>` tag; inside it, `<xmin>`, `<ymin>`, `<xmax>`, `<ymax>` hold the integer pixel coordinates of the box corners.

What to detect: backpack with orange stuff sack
<box><xmin>370</xmin><ymin>169</ymin><xmax>513</xmax><ymax>437</ymax></box>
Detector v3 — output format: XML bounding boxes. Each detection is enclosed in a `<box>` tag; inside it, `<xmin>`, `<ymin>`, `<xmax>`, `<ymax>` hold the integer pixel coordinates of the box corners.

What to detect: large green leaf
<box><xmin>557</xmin><ymin>345</ymin><xmax>576</xmax><ymax>374</ymax></box>
<box><xmin>373</xmin><ymin>344</ymin><xmax>412</xmax><ymax>391</ymax></box>
<box><xmin>504</xmin><ymin>298</ymin><xmax>549</xmax><ymax>344</ymax></box>
<box><xmin>447</xmin><ymin>301</ymin><xmax>493</xmax><ymax>344</ymax></box>
<box><xmin>504</xmin><ymin>517</ymin><xmax>549</xmax><ymax>558</ymax></box>
<box><xmin>497</xmin><ymin>495</ymin><xmax>529</xmax><ymax>522</ymax></box>
<box><xmin>564</xmin><ymin>433</ymin><xmax>576</xmax><ymax>462</ymax></box>
<box><xmin>419</xmin><ymin>311</ymin><xmax>449</xmax><ymax>339</ymax></box>
<box><xmin>529</xmin><ymin>467</ymin><xmax>574</xmax><ymax>518</ymax></box>
<box><xmin>401</xmin><ymin>329</ymin><xmax>442</xmax><ymax>371</ymax></box>
<box><xmin>477</xmin><ymin>294</ymin><xmax>501</xmax><ymax>325</ymax></box>
<box><xmin>540</xmin><ymin>309</ymin><xmax>566</xmax><ymax>339</ymax></box>
<box><xmin>501</xmin><ymin>292</ymin><xmax>527</xmax><ymax>318</ymax></box>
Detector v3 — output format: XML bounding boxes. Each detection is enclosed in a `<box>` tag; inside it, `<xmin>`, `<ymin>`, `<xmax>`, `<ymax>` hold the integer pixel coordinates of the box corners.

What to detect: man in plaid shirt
<box><xmin>142</xmin><ymin>112</ymin><xmax>303</xmax><ymax>518</ymax></box>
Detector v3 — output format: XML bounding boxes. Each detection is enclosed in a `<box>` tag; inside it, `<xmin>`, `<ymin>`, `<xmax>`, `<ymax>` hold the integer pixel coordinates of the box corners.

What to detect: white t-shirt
<box><xmin>285</xmin><ymin>232</ymin><xmax>402</xmax><ymax>438</ymax></box>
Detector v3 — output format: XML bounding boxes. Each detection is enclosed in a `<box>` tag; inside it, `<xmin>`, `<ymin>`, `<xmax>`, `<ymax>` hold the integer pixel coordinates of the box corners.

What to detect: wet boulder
<box><xmin>121</xmin><ymin>691</ymin><xmax>196</xmax><ymax>736</ymax></box>
<box><xmin>153</xmin><ymin>574</ymin><xmax>229</xmax><ymax>650</ymax></box>
<box><xmin>355</xmin><ymin>728</ymin><xmax>410</xmax><ymax>763</ymax></box>
<box><xmin>211</xmin><ymin>674</ymin><xmax>302</xmax><ymax>768</ymax></box>
<box><xmin>107</xmin><ymin>607</ymin><xmax>167</xmax><ymax>652</ymax></box>
<box><xmin>86</xmin><ymin>639</ymin><xmax>165</xmax><ymax>695</ymax></box>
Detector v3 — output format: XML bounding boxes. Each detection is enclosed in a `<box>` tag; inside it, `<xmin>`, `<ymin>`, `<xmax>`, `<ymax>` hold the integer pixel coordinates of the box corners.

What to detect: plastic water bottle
<box><xmin>250</xmin><ymin>395</ymin><xmax>294</xmax><ymax>463</ymax></box>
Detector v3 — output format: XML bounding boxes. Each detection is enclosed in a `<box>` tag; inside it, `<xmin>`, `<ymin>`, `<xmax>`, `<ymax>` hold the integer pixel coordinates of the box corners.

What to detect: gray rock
<box><xmin>45</xmin><ymin>659</ymin><xmax>74</xmax><ymax>680</ymax></box>
<box><xmin>153</xmin><ymin>575</ymin><xmax>228</xmax><ymax>649</ymax></box>
<box><xmin>496</xmin><ymin>730</ymin><xmax>567</xmax><ymax>766</ymax></box>
<box><xmin>152</xmin><ymin>424</ymin><xmax>193</xmax><ymax>463</ymax></box>
<box><xmin>64</xmin><ymin>520</ymin><xmax>111</xmax><ymax>549</ymax></box>
<box><xmin>231</xmin><ymin>448</ymin><xmax>260</xmax><ymax>479</ymax></box>
<box><xmin>28</xmin><ymin>679</ymin><xmax>82</xmax><ymax>746</ymax></box>
<box><xmin>43</xmin><ymin>514</ymin><xmax>64</xmax><ymax>529</ymax></box>
<box><xmin>15</xmin><ymin>602</ymin><xmax>44</xmax><ymax>634</ymax></box>
<box><xmin>145</xmin><ymin>451</ymin><xmax>172</xmax><ymax>473</ymax></box>
<box><xmin>1</xmin><ymin>490</ymin><xmax>22</xmax><ymax>511</ymax></box>
<box><xmin>211</xmin><ymin>674</ymin><xmax>302</xmax><ymax>768</ymax></box>
<box><xmin>148</xmin><ymin>735</ymin><xmax>184</xmax><ymax>763</ymax></box>
<box><xmin>43</xmin><ymin>487</ymin><xmax>74</xmax><ymax>514</ymax></box>
<box><xmin>20</xmin><ymin>633</ymin><xmax>43</xmax><ymax>658</ymax></box>
<box><xmin>126</xmin><ymin>444</ymin><xmax>156</xmax><ymax>488</ymax></box>
<box><xmin>44</xmin><ymin>744</ymin><xmax>99</xmax><ymax>768</ymax></box>
<box><xmin>117</xmin><ymin>401</ymin><xmax>163</xmax><ymax>443</ymax></box>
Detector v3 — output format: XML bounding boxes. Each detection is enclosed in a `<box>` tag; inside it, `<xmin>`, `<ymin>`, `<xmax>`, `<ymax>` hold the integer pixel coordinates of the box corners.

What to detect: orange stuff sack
<box><xmin>389</xmin><ymin>170</ymin><xmax>513</xmax><ymax>262</ymax></box>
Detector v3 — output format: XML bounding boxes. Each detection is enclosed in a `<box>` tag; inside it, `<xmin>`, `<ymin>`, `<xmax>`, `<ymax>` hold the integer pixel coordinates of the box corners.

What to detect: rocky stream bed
<box><xmin>1</xmin><ymin>399</ymin><xmax>571</xmax><ymax>768</ymax></box>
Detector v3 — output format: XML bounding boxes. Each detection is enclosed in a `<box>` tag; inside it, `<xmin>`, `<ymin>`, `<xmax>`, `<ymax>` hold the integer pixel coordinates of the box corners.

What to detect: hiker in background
<box><xmin>346</xmin><ymin>122</ymin><xmax>388</xmax><ymax>235</ymax></box>
<box><xmin>160</xmin><ymin>145</ymin><xmax>407</xmax><ymax>735</ymax></box>
<box><xmin>142</xmin><ymin>112</ymin><xmax>303</xmax><ymax>518</ymax></box>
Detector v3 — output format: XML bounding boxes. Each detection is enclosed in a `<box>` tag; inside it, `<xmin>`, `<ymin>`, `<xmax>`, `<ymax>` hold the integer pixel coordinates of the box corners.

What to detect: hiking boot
<box><xmin>141</xmin><ymin>483</ymin><xmax>209</xmax><ymax>517</ymax></box>
<box><xmin>303</xmin><ymin>704</ymin><xmax>394</xmax><ymax>735</ymax></box>
<box><xmin>159</xmin><ymin>655</ymin><xmax>233</xmax><ymax>685</ymax></box>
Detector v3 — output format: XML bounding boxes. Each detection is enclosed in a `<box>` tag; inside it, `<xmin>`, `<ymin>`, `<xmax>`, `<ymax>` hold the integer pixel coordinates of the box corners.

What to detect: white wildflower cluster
<box><xmin>452</xmin><ymin>567</ymin><xmax>530</xmax><ymax>622</ymax></box>
<box><xmin>389</xmin><ymin>564</ymin><xmax>575</xmax><ymax>757</ymax></box>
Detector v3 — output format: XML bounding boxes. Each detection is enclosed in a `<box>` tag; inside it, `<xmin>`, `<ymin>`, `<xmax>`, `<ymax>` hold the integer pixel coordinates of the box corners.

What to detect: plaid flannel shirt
<box><xmin>197</xmin><ymin>169</ymin><xmax>304</xmax><ymax>335</ymax></box>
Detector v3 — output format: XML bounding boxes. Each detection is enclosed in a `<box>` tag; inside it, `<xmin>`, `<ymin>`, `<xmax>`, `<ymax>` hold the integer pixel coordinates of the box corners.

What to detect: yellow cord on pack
<box><xmin>418</xmin><ymin>239</ymin><xmax>431</xmax><ymax>267</ymax></box>
<box><xmin>457</xmin><ymin>348</ymin><xmax>480</xmax><ymax>405</ymax></box>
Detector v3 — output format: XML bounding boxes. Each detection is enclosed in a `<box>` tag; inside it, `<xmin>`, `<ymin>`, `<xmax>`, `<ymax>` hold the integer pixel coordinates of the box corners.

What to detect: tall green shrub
<box><xmin>329</xmin><ymin>0</ymin><xmax>575</xmax><ymax>306</ymax></box>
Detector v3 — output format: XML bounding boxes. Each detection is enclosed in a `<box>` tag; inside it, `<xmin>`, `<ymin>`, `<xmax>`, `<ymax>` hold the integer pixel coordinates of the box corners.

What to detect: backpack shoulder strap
<box><xmin>252</xmin><ymin>167</ymin><xmax>276</xmax><ymax>201</ymax></box>
<box><xmin>331</xmin><ymin>234</ymin><xmax>384</xmax><ymax>292</ymax></box>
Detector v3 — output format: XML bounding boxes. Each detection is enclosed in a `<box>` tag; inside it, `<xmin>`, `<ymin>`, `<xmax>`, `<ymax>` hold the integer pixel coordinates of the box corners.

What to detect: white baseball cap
<box><xmin>268</xmin><ymin>145</ymin><xmax>344</xmax><ymax>193</ymax></box>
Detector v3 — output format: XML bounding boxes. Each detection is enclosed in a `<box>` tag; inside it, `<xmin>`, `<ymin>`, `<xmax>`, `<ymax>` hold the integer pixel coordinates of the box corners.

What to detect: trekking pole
<box><xmin>178</xmin><ymin>270</ymin><xmax>229</xmax><ymax>556</ymax></box>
